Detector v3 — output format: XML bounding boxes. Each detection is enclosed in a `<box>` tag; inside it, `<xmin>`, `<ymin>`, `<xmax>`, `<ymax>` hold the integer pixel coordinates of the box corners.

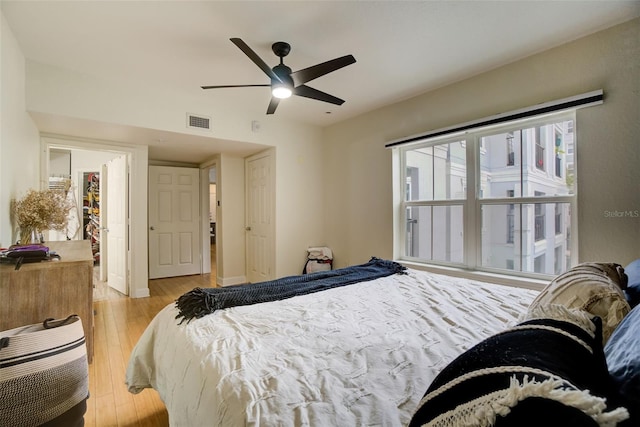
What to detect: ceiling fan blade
<box><xmin>293</xmin><ymin>85</ymin><xmax>345</xmax><ymax>105</ymax></box>
<box><xmin>230</xmin><ymin>38</ymin><xmax>281</xmax><ymax>83</ymax></box>
<box><xmin>201</xmin><ymin>84</ymin><xmax>270</xmax><ymax>89</ymax></box>
<box><xmin>291</xmin><ymin>55</ymin><xmax>356</xmax><ymax>86</ymax></box>
<box><xmin>266</xmin><ymin>97</ymin><xmax>280</xmax><ymax>115</ymax></box>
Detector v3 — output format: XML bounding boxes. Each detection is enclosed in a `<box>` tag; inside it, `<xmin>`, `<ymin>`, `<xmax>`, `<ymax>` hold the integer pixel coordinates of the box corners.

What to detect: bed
<box><xmin>126</xmin><ymin>259</ymin><xmax>640</xmax><ymax>427</ymax></box>
<box><xmin>125</xmin><ymin>260</ymin><xmax>538</xmax><ymax>426</ymax></box>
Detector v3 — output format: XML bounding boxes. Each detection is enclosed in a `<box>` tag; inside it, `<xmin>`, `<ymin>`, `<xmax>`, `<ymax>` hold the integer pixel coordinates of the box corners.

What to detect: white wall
<box><xmin>49</xmin><ymin>149</ymin><xmax>70</xmax><ymax>176</ymax></box>
<box><xmin>70</xmin><ymin>148</ymin><xmax>121</xmax><ymax>175</ymax></box>
<box><xmin>0</xmin><ymin>12</ymin><xmax>41</xmax><ymax>246</ymax></box>
<box><xmin>324</xmin><ymin>17</ymin><xmax>640</xmax><ymax>268</ymax></box>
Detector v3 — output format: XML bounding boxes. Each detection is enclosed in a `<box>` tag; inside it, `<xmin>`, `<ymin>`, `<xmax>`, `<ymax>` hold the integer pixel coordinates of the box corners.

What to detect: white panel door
<box><xmin>149</xmin><ymin>166</ymin><xmax>201</xmax><ymax>279</ymax></box>
<box><xmin>106</xmin><ymin>155</ymin><xmax>128</xmax><ymax>294</ymax></box>
<box><xmin>246</xmin><ymin>152</ymin><xmax>274</xmax><ymax>283</ymax></box>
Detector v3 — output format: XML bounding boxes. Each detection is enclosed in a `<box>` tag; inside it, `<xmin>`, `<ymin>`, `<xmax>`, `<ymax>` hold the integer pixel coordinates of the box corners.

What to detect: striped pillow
<box><xmin>527</xmin><ymin>262</ymin><xmax>630</xmax><ymax>344</ymax></box>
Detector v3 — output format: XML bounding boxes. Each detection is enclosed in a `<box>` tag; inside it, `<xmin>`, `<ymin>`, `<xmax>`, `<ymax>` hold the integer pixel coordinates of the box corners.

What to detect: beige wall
<box><xmin>216</xmin><ymin>153</ymin><xmax>246</xmax><ymax>284</ymax></box>
<box><xmin>0</xmin><ymin>12</ymin><xmax>41</xmax><ymax>246</ymax></box>
<box><xmin>273</xmin><ymin>127</ymin><xmax>327</xmax><ymax>276</ymax></box>
<box><xmin>324</xmin><ymin>17</ymin><xmax>640</xmax><ymax>268</ymax></box>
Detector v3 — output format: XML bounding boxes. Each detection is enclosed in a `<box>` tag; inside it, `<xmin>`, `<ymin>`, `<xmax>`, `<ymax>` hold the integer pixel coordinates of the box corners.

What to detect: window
<box><xmin>534</xmin><ymin>127</ymin><xmax>545</xmax><ymax>171</ymax></box>
<box><xmin>403</xmin><ymin>142</ymin><xmax>465</xmax><ymax>263</ymax></box>
<box><xmin>506</xmin><ymin>133</ymin><xmax>515</xmax><ymax>166</ymax></box>
<box><xmin>534</xmin><ymin>254</ymin><xmax>545</xmax><ymax>274</ymax></box>
<box><xmin>555</xmin><ymin>203</ymin><xmax>562</xmax><ymax>235</ymax></box>
<box><xmin>554</xmin><ymin>246</ymin><xmax>563</xmax><ymax>275</ymax></box>
<box><xmin>396</xmin><ymin>112</ymin><xmax>576</xmax><ymax>278</ymax></box>
<box><xmin>506</xmin><ymin>190</ymin><xmax>515</xmax><ymax>244</ymax></box>
<box><xmin>554</xmin><ymin>130</ymin><xmax>563</xmax><ymax>178</ymax></box>
<box><xmin>506</xmin><ymin>259</ymin><xmax>514</xmax><ymax>270</ymax></box>
<box><xmin>534</xmin><ymin>191</ymin><xmax>545</xmax><ymax>241</ymax></box>
<box><xmin>406</xmin><ymin>168</ymin><xmax>419</xmax><ymax>257</ymax></box>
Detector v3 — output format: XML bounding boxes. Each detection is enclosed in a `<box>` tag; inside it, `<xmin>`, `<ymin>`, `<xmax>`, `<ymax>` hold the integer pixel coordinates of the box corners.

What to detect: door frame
<box><xmin>199</xmin><ymin>164</ymin><xmax>216</xmax><ymax>277</ymax></box>
<box><xmin>245</xmin><ymin>149</ymin><xmax>276</xmax><ymax>283</ymax></box>
<box><xmin>41</xmin><ymin>135</ymin><xmax>150</xmax><ymax>298</ymax></box>
<box><xmin>199</xmin><ymin>157</ymin><xmax>218</xmax><ymax>280</ymax></box>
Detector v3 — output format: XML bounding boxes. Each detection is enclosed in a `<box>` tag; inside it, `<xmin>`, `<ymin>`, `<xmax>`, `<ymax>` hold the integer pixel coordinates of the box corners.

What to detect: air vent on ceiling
<box><xmin>187</xmin><ymin>113</ymin><xmax>211</xmax><ymax>131</ymax></box>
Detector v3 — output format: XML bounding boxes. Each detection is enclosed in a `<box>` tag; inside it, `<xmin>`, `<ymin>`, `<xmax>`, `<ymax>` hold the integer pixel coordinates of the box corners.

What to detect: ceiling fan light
<box><xmin>272</xmin><ymin>85</ymin><xmax>292</xmax><ymax>99</ymax></box>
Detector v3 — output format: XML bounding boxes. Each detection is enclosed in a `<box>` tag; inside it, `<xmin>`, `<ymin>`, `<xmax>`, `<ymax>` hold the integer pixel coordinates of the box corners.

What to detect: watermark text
<box><xmin>603</xmin><ymin>210</ymin><xmax>639</xmax><ymax>218</ymax></box>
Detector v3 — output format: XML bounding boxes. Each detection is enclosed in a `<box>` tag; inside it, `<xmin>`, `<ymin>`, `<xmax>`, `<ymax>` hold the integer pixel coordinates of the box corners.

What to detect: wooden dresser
<box><xmin>0</xmin><ymin>240</ymin><xmax>94</xmax><ymax>363</ymax></box>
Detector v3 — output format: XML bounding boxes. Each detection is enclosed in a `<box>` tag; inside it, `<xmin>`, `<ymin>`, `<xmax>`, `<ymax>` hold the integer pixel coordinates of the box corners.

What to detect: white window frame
<box><xmin>393</xmin><ymin>111</ymin><xmax>577</xmax><ymax>283</ymax></box>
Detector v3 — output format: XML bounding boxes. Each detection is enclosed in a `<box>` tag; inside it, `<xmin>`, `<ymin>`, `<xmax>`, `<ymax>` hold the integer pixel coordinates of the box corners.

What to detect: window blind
<box><xmin>385</xmin><ymin>89</ymin><xmax>603</xmax><ymax>149</ymax></box>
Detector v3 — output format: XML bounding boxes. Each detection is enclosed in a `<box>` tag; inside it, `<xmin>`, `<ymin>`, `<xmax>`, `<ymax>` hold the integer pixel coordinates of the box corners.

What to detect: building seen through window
<box><xmin>399</xmin><ymin>113</ymin><xmax>575</xmax><ymax>277</ymax></box>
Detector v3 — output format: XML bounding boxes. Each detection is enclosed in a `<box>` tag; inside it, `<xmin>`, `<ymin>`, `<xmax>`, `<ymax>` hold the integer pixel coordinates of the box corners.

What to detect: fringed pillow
<box><xmin>409</xmin><ymin>306</ymin><xmax>629</xmax><ymax>427</ymax></box>
<box><xmin>527</xmin><ymin>262</ymin><xmax>630</xmax><ymax>344</ymax></box>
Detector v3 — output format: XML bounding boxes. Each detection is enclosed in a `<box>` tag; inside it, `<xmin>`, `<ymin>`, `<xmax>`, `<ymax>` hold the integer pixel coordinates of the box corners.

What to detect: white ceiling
<box><xmin>2</xmin><ymin>1</ymin><xmax>639</xmax><ymax>163</ymax></box>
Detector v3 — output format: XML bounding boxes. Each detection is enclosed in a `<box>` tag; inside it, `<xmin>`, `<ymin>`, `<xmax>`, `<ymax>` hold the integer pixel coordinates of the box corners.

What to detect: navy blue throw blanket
<box><xmin>175</xmin><ymin>257</ymin><xmax>406</xmax><ymax>324</ymax></box>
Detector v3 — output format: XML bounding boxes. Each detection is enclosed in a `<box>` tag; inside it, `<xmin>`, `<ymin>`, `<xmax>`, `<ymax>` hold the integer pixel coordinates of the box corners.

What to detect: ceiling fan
<box><xmin>202</xmin><ymin>38</ymin><xmax>356</xmax><ymax>115</ymax></box>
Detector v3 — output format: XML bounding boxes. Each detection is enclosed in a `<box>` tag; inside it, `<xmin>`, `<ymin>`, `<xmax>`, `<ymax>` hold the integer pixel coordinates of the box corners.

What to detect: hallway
<box><xmin>93</xmin><ymin>243</ymin><xmax>218</xmax><ymax>302</ymax></box>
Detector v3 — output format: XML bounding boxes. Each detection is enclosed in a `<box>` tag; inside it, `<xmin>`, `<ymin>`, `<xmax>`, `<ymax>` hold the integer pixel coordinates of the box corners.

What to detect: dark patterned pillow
<box><xmin>409</xmin><ymin>306</ymin><xmax>629</xmax><ymax>427</ymax></box>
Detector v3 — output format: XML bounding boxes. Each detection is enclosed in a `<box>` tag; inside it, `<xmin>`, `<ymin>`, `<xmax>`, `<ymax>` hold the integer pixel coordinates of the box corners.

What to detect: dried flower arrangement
<box><xmin>12</xmin><ymin>189</ymin><xmax>73</xmax><ymax>244</ymax></box>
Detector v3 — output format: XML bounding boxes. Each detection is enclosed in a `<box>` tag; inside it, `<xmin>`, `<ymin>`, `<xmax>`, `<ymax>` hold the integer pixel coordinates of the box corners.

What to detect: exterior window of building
<box><xmin>534</xmin><ymin>254</ymin><xmax>545</xmax><ymax>274</ymax></box>
<box><xmin>506</xmin><ymin>190</ymin><xmax>515</xmax><ymax>244</ymax></box>
<box><xmin>535</xmin><ymin>127</ymin><xmax>544</xmax><ymax>171</ymax></box>
<box><xmin>396</xmin><ymin>112</ymin><xmax>575</xmax><ymax>278</ymax></box>
<box><xmin>554</xmin><ymin>246</ymin><xmax>562</xmax><ymax>275</ymax></box>
<box><xmin>506</xmin><ymin>133</ymin><xmax>515</xmax><ymax>166</ymax></box>
<box><xmin>555</xmin><ymin>130</ymin><xmax>563</xmax><ymax>178</ymax></box>
<box><xmin>535</xmin><ymin>191</ymin><xmax>545</xmax><ymax>241</ymax></box>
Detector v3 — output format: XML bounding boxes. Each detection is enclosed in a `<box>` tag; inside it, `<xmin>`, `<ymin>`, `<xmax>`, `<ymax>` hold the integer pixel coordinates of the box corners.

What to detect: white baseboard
<box><xmin>130</xmin><ymin>287</ymin><xmax>150</xmax><ymax>298</ymax></box>
<box><xmin>218</xmin><ymin>275</ymin><xmax>247</xmax><ymax>287</ymax></box>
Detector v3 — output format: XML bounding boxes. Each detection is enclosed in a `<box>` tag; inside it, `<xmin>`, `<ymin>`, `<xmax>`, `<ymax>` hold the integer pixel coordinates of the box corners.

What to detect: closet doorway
<box><xmin>48</xmin><ymin>146</ymin><xmax>129</xmax><ymax>299</ymax></box>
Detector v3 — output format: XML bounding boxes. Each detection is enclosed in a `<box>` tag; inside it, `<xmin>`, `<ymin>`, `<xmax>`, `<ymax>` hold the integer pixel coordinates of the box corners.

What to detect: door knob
<box><xmin>150</xmin><ymin>226</ymin><xmax>155</xmax><ymax>230</ymax></box>
<box><xmin>245</xmin><ymin>226</ymin><xmax>251</xmax><ymax>231</ymax></box>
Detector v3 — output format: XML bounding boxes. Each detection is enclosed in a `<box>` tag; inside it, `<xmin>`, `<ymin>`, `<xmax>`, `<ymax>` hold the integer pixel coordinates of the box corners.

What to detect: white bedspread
<box><xmin>126</xmin><ymin>268</ymin><xmax>538</xmax><ymax>427</ymax></box>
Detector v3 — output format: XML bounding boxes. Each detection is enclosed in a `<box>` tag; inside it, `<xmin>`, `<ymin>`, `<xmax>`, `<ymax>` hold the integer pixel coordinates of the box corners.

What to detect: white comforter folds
<box><xmin>126</xmin><ymin>268</ymin><xmax>538</xmax><ymax>427</ymax></box>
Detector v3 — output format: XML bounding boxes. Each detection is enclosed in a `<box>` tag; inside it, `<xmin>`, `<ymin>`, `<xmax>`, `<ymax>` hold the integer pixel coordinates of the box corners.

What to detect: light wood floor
<box><xmin>85</xmin><ymin>246</ymin><xmax>218</xmax><ymax>426</ymax></box>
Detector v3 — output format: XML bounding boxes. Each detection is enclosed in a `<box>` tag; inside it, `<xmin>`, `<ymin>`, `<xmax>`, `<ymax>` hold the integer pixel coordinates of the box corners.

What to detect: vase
<box><xmin>19</xmin><ymin>228</ymin><xmax>41</xmax><ymax>245</ymax></box>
